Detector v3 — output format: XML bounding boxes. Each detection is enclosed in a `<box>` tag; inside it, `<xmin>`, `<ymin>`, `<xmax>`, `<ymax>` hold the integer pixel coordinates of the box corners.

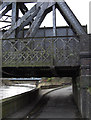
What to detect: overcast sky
<box><xmin>40</xmin><ymin>0</ymin><xmax>90</xmax><ymax>33</ymax></box>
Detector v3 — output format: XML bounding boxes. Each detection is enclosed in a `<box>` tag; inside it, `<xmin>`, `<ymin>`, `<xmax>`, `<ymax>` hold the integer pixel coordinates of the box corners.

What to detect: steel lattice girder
<box><xmin>1</xmin><ymin>1</ymin><xmax>87</xmax><ymax>39</ymax></box>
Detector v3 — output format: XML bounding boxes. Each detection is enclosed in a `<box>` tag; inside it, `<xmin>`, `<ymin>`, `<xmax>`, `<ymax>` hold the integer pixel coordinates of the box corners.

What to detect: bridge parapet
<box><xmin>2</xmin><ymin>36</ymin><xmax>80</xmax><ymax>67</ymax></box>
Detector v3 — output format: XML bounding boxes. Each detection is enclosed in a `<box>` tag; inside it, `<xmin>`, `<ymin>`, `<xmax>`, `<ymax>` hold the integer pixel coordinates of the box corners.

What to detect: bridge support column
<box><xmin>72</xmin><ymin>72</ymin><xmax>90</xmax><ymax>118</ymax></box>
<box><xmin>79</xmin><ymin>55</ymin><xmax>91</xmax><ymax>118</ymax></box>
<box><xmin>72</xmin><ymin>76</ymin><xmax>80</xmax><ymax>111</ymax></box>
<box><xmin>72</xmin><ymin>35</ymin><xmax>90</xmax><ymax>118</ymax></box>
<box><xmin>79</xmin><ymin>35</ymin><xmax>90</xmax><ymax>118</ymax></box>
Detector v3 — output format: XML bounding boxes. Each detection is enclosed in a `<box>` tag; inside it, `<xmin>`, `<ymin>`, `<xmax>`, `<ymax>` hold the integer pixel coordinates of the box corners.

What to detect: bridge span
<box><xmin>0</xmin><ymin>1</ymin><xmax>90</xmax><ymax>119</ymax></box>
<box><xmin>2</xmin><ymin>27</ymin><xmax>88</xmax><ymax>78</ymax></box>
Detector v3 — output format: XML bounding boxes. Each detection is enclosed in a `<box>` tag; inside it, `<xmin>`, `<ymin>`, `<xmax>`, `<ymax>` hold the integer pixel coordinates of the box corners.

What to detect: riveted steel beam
<box><xmin>2</xmin><ymin>3</ymin><xmax>41</xmax><ymax>39</ymax></box>
<box><xmin>25</xmin><ymin>2</ymin><xmax>55</xmax><ymax>37</ymax></box>
<box><xmin>57</xmin><ymin>1</ymin><xmax>87</xmax><ymax>35</ymax></box>
<box><xmin>0</xmin><ymin>2</ymin><xmax>12</xmax><ymax>11</ymax></box>
<box><xmin>0</xmin><ymin>4</ymin><xmax>12</xmax><ymax>19</ymax></box>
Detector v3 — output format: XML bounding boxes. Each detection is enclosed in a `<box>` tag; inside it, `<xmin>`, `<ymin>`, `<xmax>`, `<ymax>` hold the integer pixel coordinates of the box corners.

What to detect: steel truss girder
<box><xmin>2</xmin><ymin>1</ymin><xmax>87</xmax><ymax>39</ymax></box>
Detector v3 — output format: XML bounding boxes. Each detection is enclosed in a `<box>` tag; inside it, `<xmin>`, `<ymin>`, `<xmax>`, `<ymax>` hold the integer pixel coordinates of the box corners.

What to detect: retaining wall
<box><xmin>2</xmin><ymin>88</ymin><xmax>40</xmax><ymax>118</ymax></box>
<box><xmin>72</xmin><ymin>77</ymin><xmax>91</xmax><ymax>119</ymax></box>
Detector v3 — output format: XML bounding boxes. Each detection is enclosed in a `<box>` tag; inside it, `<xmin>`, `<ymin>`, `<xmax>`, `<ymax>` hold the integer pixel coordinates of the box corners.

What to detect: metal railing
<box><xmin>2</xmin><ymin>36</ymin><xmax>80</xmax><ymax>67</ymax></box>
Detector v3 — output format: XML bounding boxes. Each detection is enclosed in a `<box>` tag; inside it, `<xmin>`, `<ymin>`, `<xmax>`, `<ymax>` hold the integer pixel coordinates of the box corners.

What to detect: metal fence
<box><xmin>2</xmin><ymin>36</ymin><xmax>80</xmax><ymax>67</ymax></box>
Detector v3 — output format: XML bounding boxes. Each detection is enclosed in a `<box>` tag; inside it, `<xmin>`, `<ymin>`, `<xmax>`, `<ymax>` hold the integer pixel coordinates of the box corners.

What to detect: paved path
<box><xmin>31</xmin><ymin>86</ymin><xmax>81</xmax><ymax>119</ymax></box>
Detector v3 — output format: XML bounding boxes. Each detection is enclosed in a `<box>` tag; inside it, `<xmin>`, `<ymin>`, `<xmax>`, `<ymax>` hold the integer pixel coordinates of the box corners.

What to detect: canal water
<box><xmin>0</xmin><ymin>84</ymin><xmax>36</xmax><ymax>100</ymax></box>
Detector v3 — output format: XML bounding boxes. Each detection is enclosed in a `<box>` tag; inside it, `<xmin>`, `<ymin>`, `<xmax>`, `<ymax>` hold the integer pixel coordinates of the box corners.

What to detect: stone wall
<box><xmin>72</xmin><ymin>34</ymin><xmax>91</xmax><ymax>119</ymax></box>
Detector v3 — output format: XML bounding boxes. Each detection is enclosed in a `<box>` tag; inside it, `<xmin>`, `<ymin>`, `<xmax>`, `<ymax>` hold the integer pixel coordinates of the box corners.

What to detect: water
<box><xmin>0</xmin><ymin>84</ymin><xmax>36</xmax><ymax>100</ymax></box>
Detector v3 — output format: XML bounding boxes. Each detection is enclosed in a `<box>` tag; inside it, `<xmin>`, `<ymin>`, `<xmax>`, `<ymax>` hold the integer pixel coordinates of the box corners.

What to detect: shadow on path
<box><xmin>31</xmin><ymin>86</ymin><xmax>81</xmax><ymax>119</ymax></box>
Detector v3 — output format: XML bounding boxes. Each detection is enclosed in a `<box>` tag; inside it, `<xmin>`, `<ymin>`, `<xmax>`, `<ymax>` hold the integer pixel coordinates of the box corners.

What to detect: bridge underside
<box><xmin>2</xmin><ymin>66</ymin><xmax>80</xmax><ymax>78</ymax></box>
<box><xmin>2</xmin><ymin>27</ymin><xmax>87</xmax><ymax>78</ymax></box>
<box><xmin>2</xmin><ymin>33</ymin><xmax>80</xmax><ymax>78</ymax></box>
<box><xmin>1</xmin><ymin>1</ymin><xmax>88</xmax><ymax>78</ymax></box>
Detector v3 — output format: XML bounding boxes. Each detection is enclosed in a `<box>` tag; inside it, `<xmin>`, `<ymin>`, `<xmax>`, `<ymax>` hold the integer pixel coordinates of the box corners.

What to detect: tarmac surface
<box><xmin>30</xmin><ymin>86</ymin><xmax>81</xmax><ymax>119</ymax></box>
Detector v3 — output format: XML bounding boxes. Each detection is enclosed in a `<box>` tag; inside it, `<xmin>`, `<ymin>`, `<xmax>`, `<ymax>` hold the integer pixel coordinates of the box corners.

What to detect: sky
<box><xmin>0</xmin><ymin>0</ymin><xmax>90</xmax><ymax>33</ymax></box>
<box><xmin>40</xmin><ymin>0</ymin><xmax>90</xmax><ymax>33</ymax></box>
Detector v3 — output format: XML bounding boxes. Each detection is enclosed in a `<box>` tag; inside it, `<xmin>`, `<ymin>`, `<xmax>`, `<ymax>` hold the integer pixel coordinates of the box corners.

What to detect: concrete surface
<box><xmin>2</xmin><ymin>88</ymin><xmax>39</xmax><ymax>118</ymax></box>
<box><xmin>30</xmin><ymin>86</ymin><xmax>81</xmax><ymax>119</ymax></box>
<box><xmin>3</xmin><ymin>86</ymin><xmax>83</xmax><ymax>119</ymax></box>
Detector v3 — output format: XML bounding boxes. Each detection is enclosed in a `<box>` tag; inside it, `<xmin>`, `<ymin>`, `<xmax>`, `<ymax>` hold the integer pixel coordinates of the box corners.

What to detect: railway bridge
<box><xmin>0</xmin><ymin>1</ymin><xmax>90</xmax><ymax>119</ymax></box>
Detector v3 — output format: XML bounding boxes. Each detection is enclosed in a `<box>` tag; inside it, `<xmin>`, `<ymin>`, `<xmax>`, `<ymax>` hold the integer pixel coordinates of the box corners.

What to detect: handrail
<box><xmin>1</xmin><ymin>35</ymin><xmax>80</xmax><ymax>41</ymax></box>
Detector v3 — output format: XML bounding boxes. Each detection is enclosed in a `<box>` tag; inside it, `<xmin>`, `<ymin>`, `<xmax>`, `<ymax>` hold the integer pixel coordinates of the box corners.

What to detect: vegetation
<box><xmin>88</xmin><ymin>87</ymin><xmax>91</xmax><ymax>94</ymax></box>
<box><xmin>2</xmin><ymin>77</ymin><xmax>72</xmax><ymax>89</ymax></box>
<box><xmin>38</xmin><ymin>77</ymin><xmax>72</xmax><ymax>88</ymax></box>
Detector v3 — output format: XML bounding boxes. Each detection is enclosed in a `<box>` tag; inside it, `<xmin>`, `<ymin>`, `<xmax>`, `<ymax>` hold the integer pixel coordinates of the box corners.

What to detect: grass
<box><xmin>88</xmin><ymin>87</ymin><xmax>91</xmax><ymax>94</ymax></box>
<box><xmin>38</xmin><ymin>77</ymin><xmax>72</xmax><ymax>88</ymax></box>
